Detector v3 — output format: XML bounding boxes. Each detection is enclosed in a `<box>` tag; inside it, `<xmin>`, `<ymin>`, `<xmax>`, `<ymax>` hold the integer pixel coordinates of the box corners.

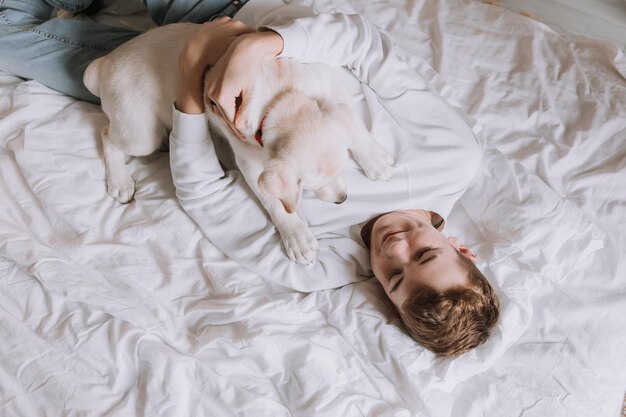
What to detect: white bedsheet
<box><xmin>498</xmin><ymin>0</ymin><xmax>626</xmax><ymax>51</ymax></box>
<box><xmin>0</xmin><ymin>0</ymin><xmax>625</xmax><ymax>416</ymax></box>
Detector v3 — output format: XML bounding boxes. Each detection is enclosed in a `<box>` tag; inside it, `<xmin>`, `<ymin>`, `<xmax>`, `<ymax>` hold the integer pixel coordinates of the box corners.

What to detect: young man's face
<box><xmin>369</xmin><ymin>210</ymin><xmax>477</xmax><ymax>308</ymax></box>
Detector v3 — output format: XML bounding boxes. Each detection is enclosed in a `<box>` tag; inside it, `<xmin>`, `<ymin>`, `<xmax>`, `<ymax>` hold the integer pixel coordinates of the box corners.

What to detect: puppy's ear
<box><xmin>258</xmin><ymin>163</ymin><xmax>303</xmax><ymax>214</ymax></box>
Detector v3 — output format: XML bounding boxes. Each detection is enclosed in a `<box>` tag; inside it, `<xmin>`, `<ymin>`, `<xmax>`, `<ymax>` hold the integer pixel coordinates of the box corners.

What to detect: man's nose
<box><xmin>386</xmin><ymin>239</ymin><xmax>411</xmax><ymax>262</ymax></box>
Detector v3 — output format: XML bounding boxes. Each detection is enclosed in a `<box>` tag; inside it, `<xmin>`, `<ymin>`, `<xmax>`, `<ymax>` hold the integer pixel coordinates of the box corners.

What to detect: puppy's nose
<box><xmin>334</xmin><ymin>193</ymin><xmax>348</xmax><ymax>204</ymax></box>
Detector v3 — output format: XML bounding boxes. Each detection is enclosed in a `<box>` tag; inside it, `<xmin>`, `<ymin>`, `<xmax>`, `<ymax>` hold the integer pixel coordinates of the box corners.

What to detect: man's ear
<box><xmin>448</xmin><ymin>236</ymin><xmax>478</xmax><ymax>263</ymax></box>
<box><xmin>258</xmin><ymin>162</ymin><xmax>303</xmax><ymax>214</ymax></box>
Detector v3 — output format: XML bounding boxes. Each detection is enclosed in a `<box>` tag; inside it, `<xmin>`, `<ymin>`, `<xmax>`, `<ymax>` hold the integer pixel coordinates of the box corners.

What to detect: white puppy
<box><xmin>84</xmin><ymin>23</ymin><xmax>394</xmax><ymax>264</ymax></box>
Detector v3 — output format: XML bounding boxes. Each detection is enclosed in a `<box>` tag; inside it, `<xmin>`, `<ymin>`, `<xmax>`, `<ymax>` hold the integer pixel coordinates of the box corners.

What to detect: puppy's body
<box><xmin>85</xmin><ymin>24</ymin><xmax>197</xmax><ymax>202</ymax></box>
<box><xmin>85</xmin><ymin>23</ymin><xmax>393</xmax><ymax>263</ymax></box>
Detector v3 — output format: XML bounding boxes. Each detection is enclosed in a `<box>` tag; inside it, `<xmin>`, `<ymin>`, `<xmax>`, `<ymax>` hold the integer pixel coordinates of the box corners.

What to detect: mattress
<box><xmin>1</xmin><ymin>0</ymin><xmax>625</xmax><ymax>416</ymax></box>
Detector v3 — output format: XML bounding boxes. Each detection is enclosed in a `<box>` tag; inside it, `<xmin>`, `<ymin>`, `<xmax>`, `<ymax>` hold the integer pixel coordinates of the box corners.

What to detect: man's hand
<box><xmin>204</xmin><ymin>30</ymin><xmax>284</xmax><ymax>137</ymax></box>
<box><xmin>176</xmin><ymin>17</ymin><xmax>254</xmax><ymax>115</ymax></box>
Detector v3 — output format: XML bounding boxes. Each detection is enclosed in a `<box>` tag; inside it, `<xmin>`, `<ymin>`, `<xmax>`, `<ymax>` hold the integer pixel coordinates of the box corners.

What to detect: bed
<box><xmin>1</xmin><ymin>0</ymin><xmax>625</xmax><ymax>416</ymax></box>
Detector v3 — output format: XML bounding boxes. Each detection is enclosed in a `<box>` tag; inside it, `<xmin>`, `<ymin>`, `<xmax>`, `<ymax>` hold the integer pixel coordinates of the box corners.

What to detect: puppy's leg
<box><xmin>251</xmin><ymin>170</ymin><xmax>319</xmax><ymax>265</ymax></box>
<box><xmin>232</xmin><ymin>145</ymin><xmax>319</xmax><ymax>264</ymax></box>
<box><xmin>349</xmin><ymin>116</ymin><xmax>395</xmax><ymax>181</ymax></box>
<box><xmin>101</xmin><ymin>110</ymin><xmax>167</xmax><ymax>203</ymax></box>
<box><xmin>254</xmin><ymin>173</ymin><xmax>319</xmax><ymax>264</ymax></box>
<box><xmin>101</xmin><ymin>126</ymin><xmax>135</xmax><ymax>203</ymax></box>
<box><xmin>271</xmin><ymin>207</ymin><xmax>319</xmax><ymax>265</ymax></box>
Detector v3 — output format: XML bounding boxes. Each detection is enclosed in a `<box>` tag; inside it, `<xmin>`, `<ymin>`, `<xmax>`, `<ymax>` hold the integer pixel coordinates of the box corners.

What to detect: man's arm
<box><xmin>169</xmin><ymin>109</ymin><xmax>367</xmax><ymax>291</ymax></box>
<box><xmin>177</xmin><ymin>12</ymin><xmax>482</xmax><ymax>290</ymax></box>
<box><xmin>267</xmin><ymin>13</ymin><xmax>428</xmax><ymax>98</ymax></box>
<box><xmin>172</xmin><ymin>19</ymin><xmax>366</xmax><ymax>291</ymax></box>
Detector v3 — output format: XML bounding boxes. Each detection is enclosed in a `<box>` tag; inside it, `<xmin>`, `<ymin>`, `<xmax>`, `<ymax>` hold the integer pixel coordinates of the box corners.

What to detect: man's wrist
<box><xmin>176</xmin><ymin>75</ymin><xmax>204</xmax><ymax>114</ymax></box>
<box><xmin>175</xmin><ymin>96</ymin><xmax>204</xmax><ymax>114</ymax></box>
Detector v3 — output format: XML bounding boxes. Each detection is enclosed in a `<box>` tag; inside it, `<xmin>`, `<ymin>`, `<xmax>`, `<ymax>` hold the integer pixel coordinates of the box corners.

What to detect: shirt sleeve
<box><xmin>169</xmin><ymin>107</ymin><xmax>367</xmax><ymax>292</ymax></box>
<box><xmin>267</xmin><ymin>12</ymin><xmax>430</xmax><ymax>101</ymax></box>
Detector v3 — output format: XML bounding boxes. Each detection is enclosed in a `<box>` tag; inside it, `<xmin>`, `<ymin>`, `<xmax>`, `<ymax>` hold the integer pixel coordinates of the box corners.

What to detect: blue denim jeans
<box><xmin>0</xmin><ymin>0</ymin><xmax>239</xmax><ymax>102</ymax></box>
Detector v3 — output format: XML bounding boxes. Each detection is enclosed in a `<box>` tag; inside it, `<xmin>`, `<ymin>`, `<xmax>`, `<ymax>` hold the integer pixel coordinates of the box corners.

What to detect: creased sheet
<box><xmin>0</xmin><ymin>1</ymin><xmax>625</xmax><ymax>416</ymax></box>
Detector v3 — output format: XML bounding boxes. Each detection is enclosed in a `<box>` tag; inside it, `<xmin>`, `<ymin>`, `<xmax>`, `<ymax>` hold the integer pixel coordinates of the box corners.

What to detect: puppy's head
<box><xmin>259</xmin><ymin>92</ymin><xmax>354</xmax><ymax>212</ymax></box>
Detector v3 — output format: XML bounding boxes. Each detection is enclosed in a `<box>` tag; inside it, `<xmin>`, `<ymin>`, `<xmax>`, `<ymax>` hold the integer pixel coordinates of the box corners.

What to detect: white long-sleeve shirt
<box><xmin>169</xmin><ymin>12</ymin><xmax>482</xmax><ymax>291</ymax></box>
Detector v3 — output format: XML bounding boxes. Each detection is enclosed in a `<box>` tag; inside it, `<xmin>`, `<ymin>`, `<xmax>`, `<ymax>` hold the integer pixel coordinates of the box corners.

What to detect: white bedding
<box><xmin>498</xmin><ymin>0</ymin><xmax>626</xmax><ymax>51</ymax></box>
<box><xmin>0</xmin><ymin>0</ymin><xmax>625</xmax><ymax>416</ymax></box>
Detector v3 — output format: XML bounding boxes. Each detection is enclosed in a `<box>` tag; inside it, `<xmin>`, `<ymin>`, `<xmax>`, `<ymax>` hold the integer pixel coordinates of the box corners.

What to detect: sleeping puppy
<box><xmin>83</xmin><ymin>22</ymin><xmax>394</xmax><ymax>264</ymax></box>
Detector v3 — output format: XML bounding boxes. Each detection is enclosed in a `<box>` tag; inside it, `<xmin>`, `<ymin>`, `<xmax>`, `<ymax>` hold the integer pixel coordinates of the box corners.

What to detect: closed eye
<box><xmin>387</xmin><ymin>269</ymin><xmax>402</xmax><ymax>282</ymax></box>
<box><xmin>420</xmin><ymin>254</ymin><xmax>438</xmax><ymax>265</ymax></box>
<box><xmin>414</xmin><ymin>247</ymin><xmax>441</xmax><ymax>264</ymax></box>
<box><xmin>389</xmin><ymin>271</ymin><xmax>404</xmax><ymax>294</ymax></box>
<box><xmin>413</xmin><ymin>247</ymin><xmax>433</xmax><ymax>262</ymax></box>
<box><xmin>390</xmin><ymin>276</ymin><xmax>404</xmax><ymax>293</ymax></box>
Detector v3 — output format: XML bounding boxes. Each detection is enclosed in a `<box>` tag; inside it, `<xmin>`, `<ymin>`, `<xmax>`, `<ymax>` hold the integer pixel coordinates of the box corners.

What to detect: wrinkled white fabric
<box><xmin>0</xmin><ymin>0</ymin><xmax>624</xmax><ymax>416</ymax></box>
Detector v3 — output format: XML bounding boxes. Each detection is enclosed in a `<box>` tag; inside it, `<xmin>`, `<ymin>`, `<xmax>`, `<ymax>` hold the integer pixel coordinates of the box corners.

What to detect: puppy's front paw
<box><xmin>107</xmin><ymin>172</ymin><xmax>135</xmax><ymax>204</ymax></box>
<box><xmin>354</xmin><ymin>142</ymin><xmax>395</xmax><ymax>182</ymax></box>
<box><xmin>279</xmin><ymin>218</ymin><xmax>319</xmax><ymax>265</ymax></box>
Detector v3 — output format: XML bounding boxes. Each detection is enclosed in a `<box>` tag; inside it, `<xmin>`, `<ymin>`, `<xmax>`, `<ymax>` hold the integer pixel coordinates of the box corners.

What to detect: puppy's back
<box><xmin>85</xmin><ymin>24</ymin><xmax>202</xmax><ymax>154</ymax></box>
<box><xmin>107</xmin><ymin>25</ymin><xmax>198</xmax><ymax>115</ymax></box>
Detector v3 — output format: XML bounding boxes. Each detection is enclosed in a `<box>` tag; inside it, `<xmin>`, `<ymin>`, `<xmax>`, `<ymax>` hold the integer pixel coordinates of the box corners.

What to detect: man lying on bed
<box><xmin>171</xmin><ymin>12</ymin><xmax>500</xmax><ymax>357</ymax></box>
<box><xmin>0</xmin><ymin>0</ymin><xmax>498</xmax><ymax>357</ymax></box>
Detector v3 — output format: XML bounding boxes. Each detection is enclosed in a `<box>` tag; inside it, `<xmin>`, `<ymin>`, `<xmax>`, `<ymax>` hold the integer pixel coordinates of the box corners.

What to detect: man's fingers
<box><xmin>212</xmin><ymin>92</ymin><xmax>235</xmax><ymax>124</ymax></box>
<box><xmin>207</xmin><ymin>96</ymin><xmax>241</xmax><ymax>140</ymax></box>
<box><xmin>236</xmin><ymin>25</ymin><xmax>257</xmax><ymax>35</ymax></box>
<box><xmin>215</xmin><ymin>99</ymin><xmax>245</xmax><ymax>141</ymax></box>
<box><xmin>207</xmin><ymin>99</ymin><xmax>218</xmax><ymax>114</ymax></box>
<box><xmin>210</xmin><ymin>16</ymin><xmax>255</xmax><ymax>33</ymax></box>
<box><xmin>241</xmin><ymin>26</ymin><xmax>257</xmax><ymax>35</ymax></box>
<box><xmin>225</xmin><ymin>23</ymin><xmax>256</xmax><ymax>38</ymax></box>
<box><xmin>205</xmin><ymin>76</ymin><xmax>245</xmax><ymax>140</ymax></box>
<box><xmin>227</xmin><ymin>18</ymin><xmax>253</xmax><ymax>30</ymax></box>
<box><xmin>234</xmin><ymin>95</ymin><xmax>249</xmax><ymax>134</ymax></box>
<box><xmin>218</xmin><ymin>98</ymin><xmax>239</xmax><ymax>135</ymax></box>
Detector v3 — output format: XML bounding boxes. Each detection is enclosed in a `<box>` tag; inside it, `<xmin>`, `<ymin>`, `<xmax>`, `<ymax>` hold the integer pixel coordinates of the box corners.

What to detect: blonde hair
<box><xmin>399</xmin><ymin>252</ymin><xmax>500</xmax><ymax>357</ymax></box>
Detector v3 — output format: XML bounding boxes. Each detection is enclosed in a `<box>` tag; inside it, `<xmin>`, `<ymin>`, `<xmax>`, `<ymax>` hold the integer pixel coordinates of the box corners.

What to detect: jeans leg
<box><xmin>44</xmin><ymin>0</ymin><xmax>98</xmax><ymax>13</ymax></box>
<box><xmin>145</xmin><ymin>0</ymin><xmax>237</xmax><ymax>25</ymax></box>
<box><xmin>0</xmin><ymin>0</ymin><xmax>140</xmax><ymax>103</ymax></box>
